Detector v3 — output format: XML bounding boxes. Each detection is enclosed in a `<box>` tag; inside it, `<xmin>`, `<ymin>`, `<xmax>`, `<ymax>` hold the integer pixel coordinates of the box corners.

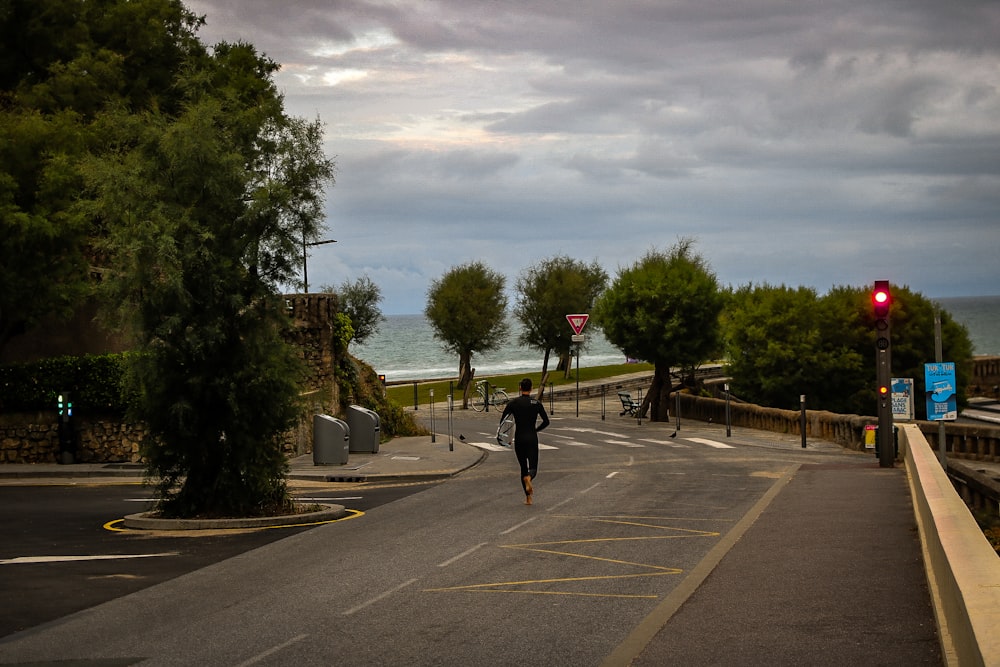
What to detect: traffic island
<box><xmin>122</xmin><ymin>503</ymin><xmax>350</xmax><ymax>530</ymax></box>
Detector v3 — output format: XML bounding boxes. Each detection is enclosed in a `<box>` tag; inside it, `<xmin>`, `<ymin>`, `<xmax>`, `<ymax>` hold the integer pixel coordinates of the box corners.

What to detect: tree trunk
<box><xmin>458</xmin><ymin>352</ymin><xmax>473</xmax><ymax>390</ymax></box>
<box><xmin>458</xmin><ymin>352</ymin><xmax>474</xmax><ymax>409</ymax></box>
<box><xmin>645</xmin><ymin>363</ymin><xmax>675</xmax><ymax>422</ymax></box>
<box><xmin>536</xmin><ymin>348</ymin><xmax>551</xmax><ymax>400</ymax></box>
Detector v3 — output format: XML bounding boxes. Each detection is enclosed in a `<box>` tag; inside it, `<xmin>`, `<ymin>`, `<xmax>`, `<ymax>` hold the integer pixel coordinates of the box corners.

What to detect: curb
<box><xmin>122</xmin><ymin>503</ymin><xmax>349</xmax><ymax>530</ymax></box>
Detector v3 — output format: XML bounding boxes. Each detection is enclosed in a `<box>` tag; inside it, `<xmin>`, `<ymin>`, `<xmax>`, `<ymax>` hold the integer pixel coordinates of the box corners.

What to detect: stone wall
<box><xmin>0</xmin><ymin>294</ymin><xmax>340</xmax><ymax>464</ymax></box>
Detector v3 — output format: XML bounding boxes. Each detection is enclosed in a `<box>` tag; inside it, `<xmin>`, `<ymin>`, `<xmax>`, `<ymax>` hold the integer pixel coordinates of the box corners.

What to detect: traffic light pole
<box><xmin>876</xmin><ymin>317</ymin><xmax>893</xmax><ymax>468</ymax></box>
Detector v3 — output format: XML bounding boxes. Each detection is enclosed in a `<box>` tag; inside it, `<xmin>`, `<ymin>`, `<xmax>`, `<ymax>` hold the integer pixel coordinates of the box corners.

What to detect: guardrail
<box><xmin>900</xmin><ymin>424</ymin><xmax>1000</xmax><ymax>667</ymax></box>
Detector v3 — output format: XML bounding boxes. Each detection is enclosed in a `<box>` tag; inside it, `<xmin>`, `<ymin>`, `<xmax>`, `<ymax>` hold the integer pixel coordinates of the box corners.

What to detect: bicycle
<box><xmin>470</xmin><ymin>380</ymin><xmax>509</xmax><ymax>412</ymax></box>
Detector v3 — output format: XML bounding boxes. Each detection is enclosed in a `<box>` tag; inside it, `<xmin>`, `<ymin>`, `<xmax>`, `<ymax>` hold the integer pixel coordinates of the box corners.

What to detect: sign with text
<box><xmin>891</xmin><ymin>377</ymin><xmax>914</xmax><ymax>420</ymax></box>
<box><xmin>566</xmin><ymin>313</ymin><xmax>590</xmax><ymax>336</ymax></box>
<box><xmin>924</xmin><ymin>362</ymin><xmax>957</xmax><ymax>421</ymax></box>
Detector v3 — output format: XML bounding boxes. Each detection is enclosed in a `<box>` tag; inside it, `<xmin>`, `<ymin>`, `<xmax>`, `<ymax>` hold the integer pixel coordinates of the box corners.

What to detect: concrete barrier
<box><xmin>900</xmin><ymin>423</ymin><xmax>1000</xmax><ymax>667</ymax></box>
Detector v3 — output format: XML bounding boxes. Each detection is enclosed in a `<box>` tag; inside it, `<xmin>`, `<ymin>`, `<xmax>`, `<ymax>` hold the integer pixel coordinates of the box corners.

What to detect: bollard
<box><xmin>800</xmin><ymin>394</ymin><xmax>807</xmax><ymax>448</ymax></box>
<box><xmin>413</xmin><ymin>381</ymin><xmax>419</xmax><ymax>410</ymax></box>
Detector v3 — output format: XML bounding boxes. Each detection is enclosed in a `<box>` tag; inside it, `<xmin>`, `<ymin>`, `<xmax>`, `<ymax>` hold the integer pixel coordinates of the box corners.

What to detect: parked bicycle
<box><xmin>470</xmin><ymin>380</ymin><xmax>509</xmax><ymax>412</ymax></box>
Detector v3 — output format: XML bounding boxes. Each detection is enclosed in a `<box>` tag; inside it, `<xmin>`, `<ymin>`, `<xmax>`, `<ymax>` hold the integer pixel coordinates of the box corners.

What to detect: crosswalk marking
<box><xmin>639</xmin><ymin>438</ymin><xmax>689</xmax><ymax>448</ymax></box>
<box><xmin>683</xmin><ymin>437</ymin><xmax>734</xmax><ymax>449</ymax></box>
<box><xmin>604</xmin><ymin>439</ymin><xmax>645</xmax><ymax>448</ymax></box>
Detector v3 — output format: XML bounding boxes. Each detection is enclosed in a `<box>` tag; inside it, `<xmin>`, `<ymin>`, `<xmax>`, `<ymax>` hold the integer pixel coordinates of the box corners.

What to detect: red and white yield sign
<box><xmin>566</xmin><ymin>313</ymin><xmax>590</xmax><ymax>336</ymax></box>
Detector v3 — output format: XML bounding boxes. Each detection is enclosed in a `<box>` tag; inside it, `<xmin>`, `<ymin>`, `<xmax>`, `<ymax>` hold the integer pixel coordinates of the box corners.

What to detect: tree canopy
<box><xmin>328</xmin><ymin>275</ymin><xmax>386</xmax><ymax>347</ymax></box>
<box><xmin>2</xmin><ymin>0</ymin><xmax>337</xmax><ymax>517</ymax></box>
<box><xmin>593</xmin><ymin>239</ymin><xmax>723</xmax><ymax>421</ymax></box>
<box><xmin>722</xmin><ymin>283</ymin><xmax>974</xmax><ymax>417</ymax></box>
<box><xmin>513</xmin><ymin>255</ymin><xmax>607</xmax><ymax>389</ymax></box>
<box><xmin>0</xmin><ymin>0</ymin><xmax>207</xmax><ymax>357</ymax></box>
<box><xmin>425</xmin><ymin>261</ymin><xmax>509</xmax><ymax>400</ymax></box>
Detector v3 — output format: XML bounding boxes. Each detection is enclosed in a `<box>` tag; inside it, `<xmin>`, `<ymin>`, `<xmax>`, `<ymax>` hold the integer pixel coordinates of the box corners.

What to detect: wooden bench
<box><xmin>618</xmin><ymin>391</ymin><xmax>641</xmax><ymax>416</ymax></box>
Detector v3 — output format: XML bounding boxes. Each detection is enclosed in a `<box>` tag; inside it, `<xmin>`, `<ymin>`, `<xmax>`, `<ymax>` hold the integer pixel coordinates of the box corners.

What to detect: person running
<box><xmin>499</xmin><ymin>378</ymin><xmax>550</xmax><ymax>505</ymax></box>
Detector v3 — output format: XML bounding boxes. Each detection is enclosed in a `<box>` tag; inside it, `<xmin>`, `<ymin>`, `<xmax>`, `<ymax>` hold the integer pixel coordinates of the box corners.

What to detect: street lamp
<box><xmin>302</xmin><ymin>236</ymin><xmax>336</xmax><ymax>293</ymax></box>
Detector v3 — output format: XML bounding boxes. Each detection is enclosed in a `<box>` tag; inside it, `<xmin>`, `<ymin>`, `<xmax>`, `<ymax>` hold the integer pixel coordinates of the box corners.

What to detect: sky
<box><xmin>185</xmin><ymin>0</ymin><xmax>1000</xmax><ymax>315</ymax></box>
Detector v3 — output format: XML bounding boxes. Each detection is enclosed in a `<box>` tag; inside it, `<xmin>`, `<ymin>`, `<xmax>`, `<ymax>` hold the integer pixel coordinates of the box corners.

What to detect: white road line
<box><xmin>501</xmin><ymin>518</ymin><xmax>536</xmax><ymax>535</ymax></box>
<box><xmin>684</xmin><ymin>437</ymin><xmax>735</xmax><ymax>449</ymax></box>
<box><xmin>604</xmin><ymin>439</ymin><xmax>645</xmax><ymax>448</ymax></box>
<box><xmin>606</xmin><ymin>471</ymin><xmax>620</xmax><ymax>479</ymax></box>
<box><xmin>639</xmin><ymin>438</ymin><xmax>689</xmax><ymax>447</ymax></box>
<box><xmin>580</xmin><ymin>482</ymin><xmax>602</xmax><ymax>494</ymax></box>
<box><xmin>342</xmin><ymin>578</ymin><xmax>419</xmax><ymax>616</ymax></box>
<box><xmin>236</xmin><ymin>634</ymin><xmax>308</xmax><ymax>667</ymax></box>
<box><xmin>438</xmin><ymin>542</ymin><xmax>488</xmax><ymax>567</ymax></box>
<box><xmin>554</xmin><ymin>427</ymin><xmax>628</xmax><ymax>438</ymax></box>
<box><xmin>1</xmin><ymin>553</ymin><xmax>178</xmax><ymax>565</ymax></box>
<box><xmin>546</xmin><ymin>497</ymin><xmax>575</xmax><ymax>512</ymax></box>
<box><xmin>539</xmin><ymin>443</ymin><xmax>558</xmax><ymax>450</ymax></box>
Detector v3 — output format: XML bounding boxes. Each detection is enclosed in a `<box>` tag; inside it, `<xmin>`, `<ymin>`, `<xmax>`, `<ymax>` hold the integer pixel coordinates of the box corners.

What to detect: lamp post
<box><xmin>302</xmin><ymin>237</ymin><xmax>336</xmax><ymax>293</ymax></box>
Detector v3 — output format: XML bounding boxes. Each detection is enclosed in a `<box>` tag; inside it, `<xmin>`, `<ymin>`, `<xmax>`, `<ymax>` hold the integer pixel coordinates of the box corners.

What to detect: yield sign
<box><xmin>566</xmin><ymin>313</ymin><xmax>590</xmax><ymax>336</ymax></box>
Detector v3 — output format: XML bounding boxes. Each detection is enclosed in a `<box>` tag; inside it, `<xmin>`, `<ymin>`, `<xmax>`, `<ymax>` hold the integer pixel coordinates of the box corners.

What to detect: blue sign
<box><xmin>924</xmin><ymin>362</ymin><xmax>957</xmax><ymax>421</ymax></box>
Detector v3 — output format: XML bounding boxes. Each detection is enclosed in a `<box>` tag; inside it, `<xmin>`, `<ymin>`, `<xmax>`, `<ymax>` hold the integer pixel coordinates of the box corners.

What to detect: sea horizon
<box><xmin>354</xmin><ymin>295</ymin><xmax>1000</xmax><ymax>382</ymax></box>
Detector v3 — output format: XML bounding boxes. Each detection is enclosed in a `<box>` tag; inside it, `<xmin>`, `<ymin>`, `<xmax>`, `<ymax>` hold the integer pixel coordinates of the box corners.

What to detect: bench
<box><xmin>618</xmin><ymin>391</ymin><xmax>641</xmax><ymax>416</ymax></box>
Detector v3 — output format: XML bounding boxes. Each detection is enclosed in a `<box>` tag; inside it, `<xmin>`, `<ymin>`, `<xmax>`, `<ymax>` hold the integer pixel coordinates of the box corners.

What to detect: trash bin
<box><xmin>347</xmin><ymin>405</ymin><xmax>381</xmax><ymax>453</ymax></box>
<box><xmin>874</xmin><ymin>425</ymin><xmax>899</xmax><ymax>459</ymax></box>
<box><xmin>313</xmin><ymin>414</ymin><xmax>350</xmax><ymax>465</ymax></box>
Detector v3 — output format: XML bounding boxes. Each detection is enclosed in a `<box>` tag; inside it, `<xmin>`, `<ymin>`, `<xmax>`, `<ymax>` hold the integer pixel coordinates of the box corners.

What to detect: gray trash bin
<box><xmin>313</xmin><ymin>414</ymin><xmax>350</xmax><ymax>465</ymax></box>
<box><xmin>346</xmin><ymin>405</ymin><xmax>381</xmax><ymax>453</ymax></box>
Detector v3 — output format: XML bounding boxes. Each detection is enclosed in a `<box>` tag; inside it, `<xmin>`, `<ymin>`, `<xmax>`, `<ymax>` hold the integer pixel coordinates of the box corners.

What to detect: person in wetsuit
<box><xmin>499</xmin><ymin>377</ymin><xmax>550</xmax><ymax>505</ymax></box>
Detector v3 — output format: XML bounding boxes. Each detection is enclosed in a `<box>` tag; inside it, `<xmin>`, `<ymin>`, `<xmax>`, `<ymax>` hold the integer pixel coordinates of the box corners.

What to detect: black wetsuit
<box><xmin>500</xmin><ymin>393</ymin><xmax>550</xmax><ymax>493</ymax></box>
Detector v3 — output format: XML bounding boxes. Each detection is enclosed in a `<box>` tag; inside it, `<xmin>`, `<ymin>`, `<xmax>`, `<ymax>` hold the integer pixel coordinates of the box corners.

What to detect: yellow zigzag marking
<box><xmin>425</xmin><ymin>514</ymin><xmax>719</xmax><ymax>599</ymax></box>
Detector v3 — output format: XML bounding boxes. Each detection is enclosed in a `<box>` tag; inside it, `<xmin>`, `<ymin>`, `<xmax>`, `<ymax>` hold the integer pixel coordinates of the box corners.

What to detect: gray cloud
<box><xmin>186</xmin><ymin>0</ymin><xmax>1000</xmax><ymax>313</ymax></box>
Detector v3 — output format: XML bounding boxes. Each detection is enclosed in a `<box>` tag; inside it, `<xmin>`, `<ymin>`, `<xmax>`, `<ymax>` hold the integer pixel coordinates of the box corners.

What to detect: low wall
<box><xmin>0</xmin><ymin>411</ymin><xmax>145</xmax><ymax>463</ymax></box>
<box><xmin>900</xmin><ymin>423</ymin><xmax>1000</xmax><ymax>667</ymax></box>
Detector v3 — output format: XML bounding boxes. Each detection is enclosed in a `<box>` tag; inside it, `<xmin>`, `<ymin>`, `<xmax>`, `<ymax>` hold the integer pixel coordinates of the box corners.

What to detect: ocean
<box><xmin>353</xmin><ymin>295</ymin><xmax>1000</xmax><ymax>383</ymax></box>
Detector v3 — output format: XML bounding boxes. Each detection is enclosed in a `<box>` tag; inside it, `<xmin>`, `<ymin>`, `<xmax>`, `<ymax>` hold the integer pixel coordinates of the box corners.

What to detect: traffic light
<box><xmin>872</xmin><ymin>280</ymin><xmax>891</xmax><ymax>319</ymax></box>
<box><xmin>872</xmin><ymin>280</ymin><xmax>893</xmax><ymax>467</ymax></box>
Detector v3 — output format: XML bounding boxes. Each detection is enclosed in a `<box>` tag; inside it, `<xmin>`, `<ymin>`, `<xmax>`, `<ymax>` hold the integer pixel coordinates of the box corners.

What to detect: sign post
<box><xmin>566</xmin><ymin>314</ymin><xmax>589</xmax><ymax>417</ymax></box>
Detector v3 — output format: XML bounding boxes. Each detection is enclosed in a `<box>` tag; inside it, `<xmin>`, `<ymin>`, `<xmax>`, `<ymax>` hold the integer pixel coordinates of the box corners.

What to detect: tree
<box><xmin>77</xmin><ymin>39</ymin><xmax>335</xmax><ymax>516</ymax></box>
<box><xmin>326</xmin><ymin>275</ymin><xmax>385</xmax><ymax>346</ymax></box>
<box><xmin>593</xmin><ymin>240</ymin><xmax>723</xmax><ymax>421</ymax></box>
<box><xmin>0</xmin><ymin>0</ymin><xmax>207</xmax><ymax>358</ymax></box>
<box><xmin>425</xmin><ymin>261</ymin><xmax>509</xmax><ymax>401</ymax></box>
<box><xmin>722</xmin><ymin>283</ymin><xmax>974</xmax><ymax>418</ymax></box>
<box><xmin>513</xmin><ymin>256</ymin><xmax>607</xmax><ymax>391</ymax></box>
<box><xmin>721</xmin><ymin>284</ymin><xmax>864</xmax><ymax>411</ymax></box>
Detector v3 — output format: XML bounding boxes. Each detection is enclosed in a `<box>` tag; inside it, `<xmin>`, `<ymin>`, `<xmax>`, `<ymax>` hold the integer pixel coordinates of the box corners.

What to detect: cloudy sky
<box><xmin>186</xmin><ymin>0</ymin><xmax>999</xmax><ymax>314</ymax></box>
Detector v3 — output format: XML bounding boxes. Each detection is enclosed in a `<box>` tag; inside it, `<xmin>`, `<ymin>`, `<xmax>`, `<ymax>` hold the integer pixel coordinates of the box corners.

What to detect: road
<box><xmin>0</xmin><ymin>480</ymin><xmax>439</xmax><ymax>638</ymax></box>
<box><xmin>1</xmin><ymin>413</ymin><xmax>882</xmax><ymax>665</ymax></box>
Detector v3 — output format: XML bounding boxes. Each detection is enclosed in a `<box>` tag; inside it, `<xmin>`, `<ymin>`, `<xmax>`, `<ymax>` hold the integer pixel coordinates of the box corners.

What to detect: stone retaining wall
<box><xmin>0</xmin><ymin>294</ymin><xmax>340</xmax><ymax>464</ymax></box>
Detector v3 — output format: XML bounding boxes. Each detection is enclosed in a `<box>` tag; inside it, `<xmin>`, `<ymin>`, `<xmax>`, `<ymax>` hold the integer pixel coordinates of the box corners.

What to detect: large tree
<box><xmin>593</xmin><ymin>240</ymin><xmax>723</xmax><ymax>421</ymax></box>
<box><xmin>70</xmin><ymin>11</ymin><xmax>335</xmax><ymax>517</ymax></box>
<box><xmin>0</xmin><ymin>0</ymin><xmax>206</xmax><ymax>358</ymax></box>
<box><xmin>425</xmin><ymin>261</ymin><xmax>509</xmax><ymax>402</ymax></box>
<box><xmin>513</xmin><ymin>255</ymin><xmax>607</xmax><ymax>391</ymax></box>
<box><xmin>721</xmin><ymin>284</ymin><xmax>864</xmax><ymax>411</ymax></box>
<box><xmin>722</xmin><ymin>283</ymin><xmax>974</xmax><ymax>417</ymax></box>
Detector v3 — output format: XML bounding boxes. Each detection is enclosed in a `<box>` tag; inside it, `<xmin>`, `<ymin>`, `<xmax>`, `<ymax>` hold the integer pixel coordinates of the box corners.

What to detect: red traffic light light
<box><xmin>872</xmin><ymin>280</ymin><xmax>891</xmax><ymax>318</ymax></box>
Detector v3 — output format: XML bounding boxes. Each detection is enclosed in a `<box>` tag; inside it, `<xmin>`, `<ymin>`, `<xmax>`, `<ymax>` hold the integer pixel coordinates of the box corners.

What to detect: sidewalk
<box><xmin>620</xmin><ymin>460</ymin><xmax>944</xmax><ymax>666</ymax></box>
<box><xmin>0</xmin><ymin>435</ymin><xmax>485</xmax><ymax>486</ymax></box>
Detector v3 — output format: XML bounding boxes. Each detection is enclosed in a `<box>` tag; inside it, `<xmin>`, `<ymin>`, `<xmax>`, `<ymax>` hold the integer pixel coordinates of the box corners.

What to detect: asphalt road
<box><xmin>0</xmin><ymin>480</ymin><xmax>439</xmax><ymax>638</ymax></box>
<box><xmin>0</xmin><ymin>412</ymin><xmax>921</xmax><ymax>665</ymax></box>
